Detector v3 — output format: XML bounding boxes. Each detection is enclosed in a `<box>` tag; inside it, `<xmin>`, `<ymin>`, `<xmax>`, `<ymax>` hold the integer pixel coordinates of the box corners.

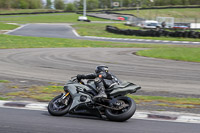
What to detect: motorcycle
<box><xmin>48</xmin><ymin>76</ymin><xmax>141</xmax><ymax>122</ymax></box>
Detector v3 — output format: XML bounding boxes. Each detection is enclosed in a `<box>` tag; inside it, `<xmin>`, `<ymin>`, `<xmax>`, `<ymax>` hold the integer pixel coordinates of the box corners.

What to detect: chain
<box><xmin>95</xmin><ymin>102</ymin><xmax>127</xmax><ymax>111</ymax></box>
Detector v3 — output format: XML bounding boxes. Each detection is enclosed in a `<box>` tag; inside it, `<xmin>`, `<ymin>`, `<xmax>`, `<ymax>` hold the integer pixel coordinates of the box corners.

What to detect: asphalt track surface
<box><xmin>7</xmin><ymin>23</ymin><xmax>200</xmax><ymax>45</ymax></box>
<box><xmin>0</xmin><ymin>48</ymin><xmax>199</xmax><ymax>95</ymax></box>
<box><xmin>0</xmin><ymin>107</ymin><xmax>199</xmax><ymax>133</ymax></box>
<box><xmin>3</xmin><ymin>23</ymin><xmax>200</xmax><ymax>94</ymax></box>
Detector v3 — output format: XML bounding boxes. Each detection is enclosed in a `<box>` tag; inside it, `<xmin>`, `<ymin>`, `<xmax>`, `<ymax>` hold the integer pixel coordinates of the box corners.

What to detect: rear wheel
<box><xmin>48</xmin><ymin>93</ymin><xmax>72</xmax><ymax>116</ymax></box>
<box><xmin>105</xmin><ymin>96</ymin><xmax>136</xmax><ymax>122</ymax></box>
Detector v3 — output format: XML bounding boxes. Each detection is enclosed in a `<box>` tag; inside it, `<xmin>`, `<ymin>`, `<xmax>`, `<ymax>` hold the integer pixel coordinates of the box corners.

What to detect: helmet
<box><xmin>95</xmin><ymin>65</ymin><xmax>109</xmax><ymax>74</ymax></box>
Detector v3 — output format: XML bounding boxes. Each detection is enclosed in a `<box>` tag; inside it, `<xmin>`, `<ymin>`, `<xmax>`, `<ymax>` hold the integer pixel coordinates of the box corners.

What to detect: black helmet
<box><xmin>95</xmin><ymin>65</ymin><xmax>109</xmax><ymax>74</ymax></box>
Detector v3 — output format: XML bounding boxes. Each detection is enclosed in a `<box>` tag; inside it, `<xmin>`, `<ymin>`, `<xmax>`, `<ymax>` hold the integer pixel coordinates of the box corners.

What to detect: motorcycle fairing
<box><xmin>64</xmin><ymin>81</ymin><xmax>141</xmax><ymax>111</ymax></box>
<box><xmin>109</xmin><ymin>82</ymin><xmax>141</xmax><ymax>96</ymax></box>
<box><xmin>64</xmin><ymin>83</ymin><xmax>93</xmax><ymax>111</ymax></box>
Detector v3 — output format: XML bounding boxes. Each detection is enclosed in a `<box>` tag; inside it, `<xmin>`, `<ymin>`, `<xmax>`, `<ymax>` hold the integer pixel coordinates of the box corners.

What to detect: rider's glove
<box><xmin>77</xmin><ymin>74</ymin><xmax>84</xmax><ymax>82</ymax></box>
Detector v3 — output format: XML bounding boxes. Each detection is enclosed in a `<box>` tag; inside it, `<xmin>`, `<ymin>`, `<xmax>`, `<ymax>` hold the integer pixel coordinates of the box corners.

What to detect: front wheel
<box><xmin>48</xmin><ymin>93</ymin><xmax>72</xmax><ymax>116</ymax></box>
<box><xmin>105</xmin><ymin>96</ymin><xmax>136</xmax><ymax>122</ymax></box>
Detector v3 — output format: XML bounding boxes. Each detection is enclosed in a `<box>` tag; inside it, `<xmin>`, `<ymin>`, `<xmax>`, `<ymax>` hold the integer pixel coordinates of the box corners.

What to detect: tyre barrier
<box><xmin>106</xmin><ymin>25</ymin><xmax>200</xmax><ymax>39</ymax></box>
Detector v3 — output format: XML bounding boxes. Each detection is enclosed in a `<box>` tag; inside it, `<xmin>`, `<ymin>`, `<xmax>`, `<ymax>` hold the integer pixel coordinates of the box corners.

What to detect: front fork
<box><xmin>60</xmin><ymin>92</ymin><xmax>70</xmax><ymax>105</ymax></box>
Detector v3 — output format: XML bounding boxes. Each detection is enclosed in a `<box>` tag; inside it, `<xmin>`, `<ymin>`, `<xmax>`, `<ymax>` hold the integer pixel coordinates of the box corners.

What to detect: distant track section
<box><xmin>6</xmin><ymin>23</ymin><xmax>200</xmax><ymax>45</ymax></box>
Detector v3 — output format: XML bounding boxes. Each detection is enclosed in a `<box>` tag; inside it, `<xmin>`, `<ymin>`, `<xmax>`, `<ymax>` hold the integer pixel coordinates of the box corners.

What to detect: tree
<box><xmin>170</xmin><ymin>0</ymin><xmax>182</xmax><ymax>5</ymax></box>
<box><xmin>154</xmin><ymin>0</ymin><xmax>166</xmax><ymax>6</ymax></box>
<box><xmin>0</xmin><ymin>0</ymin><xmax>42</xmax><ymax>9</ymax></box>
<box><xmin>18</xmin><ymin>0</ymin><xmax>29</xmax><ymax>9</ymax></box>
<box><xmin>54</xmin><ymin>0</ymin><xmax>65</xmax><ymax>9</ymax></box>
<box><xmin>99</xmin><ymin>0</ymin><xmax>108</xmax><ymax>8</ymax></box>
<box><xmin>87</xmin><ymin>0</ymin><xmax>99</xmax><ymax>10</ymax></box>
<box><xmin>28</xmin><ymin>0</ymin><xmax>42</xmax><ymax>9</ymax></box>
<box><xmin>123</xmin><ymin>0</ymin><xmax>132</xmax><ymax>7</ymax></box>
<box><xmin>0</xmin><ymin>0</ymin><xmax>5</xmax><ymax>8</ymax></box>
<box><xmin>189</xmin><ymin>0</ymin><xmax>200</xmax><ymax>5</ymax></box>
<box><xmin>11</xmin><ymin>0</ymin><xmax>20</xmax><ymax>9</ymax></box>
<box><xmin>65</xmin><ymin>3</ymin><xmax>76</xmax><ymax>11</ymax></box>
<box><xmin>46</xmin><ymin>0</ymin><xmax>52</xmax><ymax>9</ymax></box>
<box><xmin>182</xmin><ymin>0</ymin><xmax>190</xmax><ymax>5</ymax></box>
<box><xmin>78</xmin><ymin>0</ymin><xmax>99</xmax><ymax>10</ymax></box>
<box><xmin>0</xmin><ymin>0</ymin><xmax>12</xmax><ymax>9</ymax></box>
<box><xmin>5</xmin><ymin>0</ymin><xmax>12</xmax><ymax>9</ymax></box>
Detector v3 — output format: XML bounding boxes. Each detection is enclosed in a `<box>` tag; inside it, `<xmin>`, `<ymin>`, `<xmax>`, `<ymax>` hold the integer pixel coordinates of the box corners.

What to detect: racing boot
<box><xmin>93</xmin><ymin>87</ymin><xmax>107</xmax><ymax>101</ymax></box>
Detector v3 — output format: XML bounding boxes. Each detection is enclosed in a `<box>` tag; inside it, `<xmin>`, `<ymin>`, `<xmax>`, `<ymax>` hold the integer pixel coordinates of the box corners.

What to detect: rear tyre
<box><xmin>48</xmin><ymin>93</ymin><xmax>71</xmax><ymax>116</ymax></box>
<box><xmin>105</xmin><ymin>96</ymin><xmax>136</xmax><ymax>122</ymax></box>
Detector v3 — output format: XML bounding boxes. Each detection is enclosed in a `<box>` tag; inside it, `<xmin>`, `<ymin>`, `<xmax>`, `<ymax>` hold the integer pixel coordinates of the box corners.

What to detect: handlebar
<box><xmin>70</xmin><ymin>76</ymin><xmax>85</xmax><ymax>85</ymax></box>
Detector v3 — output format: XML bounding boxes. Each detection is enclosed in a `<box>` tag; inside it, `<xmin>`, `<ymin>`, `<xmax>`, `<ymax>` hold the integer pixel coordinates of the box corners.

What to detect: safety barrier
<box><xmin>106</xmin><ymin>25</ymin><xmax>200</xmax><ymax>38</ymax></box>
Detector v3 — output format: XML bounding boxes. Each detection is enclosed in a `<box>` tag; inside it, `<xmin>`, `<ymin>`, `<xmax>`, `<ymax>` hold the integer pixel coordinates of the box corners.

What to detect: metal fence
<box><xmin>142</xmin><ymin>16</ymin><xmax>200</xmax><ymax>23</ymax></box>
<box><xmin>174</xmin><ymin>18</ymin><xmax>200</xmax><ymax>23</ymax></box>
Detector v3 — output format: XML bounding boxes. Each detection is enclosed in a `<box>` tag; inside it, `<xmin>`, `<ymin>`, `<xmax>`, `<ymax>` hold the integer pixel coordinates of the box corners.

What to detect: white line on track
<box><xmin>4</xmin><ymin>24</ymin><xmax>30</xmax><ymax>34</ymax></box>
<box><xmin>1</xmin><ymin>100</ymin><xmax>200</xmax><ymax>124</ymax></box>
<box><xmin>72</xmin><ymin>29</ymin><xmax>80</xmax><ymax>37</ymax></box>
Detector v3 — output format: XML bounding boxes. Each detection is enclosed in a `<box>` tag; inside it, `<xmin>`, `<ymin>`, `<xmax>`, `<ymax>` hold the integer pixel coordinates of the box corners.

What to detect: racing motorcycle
<box><xmin>48</xmin><ymin>76</ymin><xmax>141</xmax><ymax>122</ymax></box>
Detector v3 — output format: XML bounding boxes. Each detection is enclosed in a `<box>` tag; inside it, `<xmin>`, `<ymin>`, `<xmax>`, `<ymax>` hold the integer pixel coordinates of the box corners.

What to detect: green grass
<box><xmin>0</xmin><ymin>80</ymin><xmax>10</xmax><ymax>83</ymax></box>
<box><xmin>0</xmin><ymin>34</ymin><xmax>176</xmax><ymax>49</ymax></box>
<box><xmin>128</xmin><ymin>95</ymin><xmax>200</xmax><ymax>109</ymax></box>
<box><xmin>137</xmin><ymin>47</ymin><xmax>200</xmax><ymax>62</ymax></box>
<box><xmin>29</xmin><ymin>86</ymin><xmax>63</xmax><ymax>93</ymax></box>
<box><xmin>0</xmin><ymin>13</ymin><xmax>112</xmax><ymax>23</ymax></box>
<box><xmin>6</xmin><ymin>85</ymin><xmax>63</xmax><ymax>102</ymax></box>
<box><xmin>1</xmin><ymin>34</ymin><xmax>200</xmax><ymax>63</ymax></box>
<box><xmin>0</xmin><ymin>97</ymin><xmax>8</xmax><ymax>100</ymax></box>
<box><xmin>73</xmin><ymin>23</ymin><xmax>141</xmax><ymax>36</ymax></box>
<box><xmin>0</xmin><ymin>22</ymin><xmax>19</xmax><ymax>30</ymax></box>
<box><xmin>116</xmin><ymin>8</ymin><xmax>200</xmax><ymax>19</ymax></box>
<box><xmin>72</xmin><ymin>23</ymin><xmax>200</xmax><ymax>42</ymax></box>
<box><xmin>129</xmin><ymin>95</ymin><xmax>200</xmax><ymax>105</ymax></box>
<box><xmin>154</xmin><ymin>103</ymin><xmax>196</xmax><ymax>108</ymax></box>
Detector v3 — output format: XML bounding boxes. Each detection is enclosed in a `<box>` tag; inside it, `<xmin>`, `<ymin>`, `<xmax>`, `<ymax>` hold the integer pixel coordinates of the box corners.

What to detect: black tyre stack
<box><xmin>106</xmin><ymin>25</ymin><xmax>200</xmax><ymax>39</ymax></box>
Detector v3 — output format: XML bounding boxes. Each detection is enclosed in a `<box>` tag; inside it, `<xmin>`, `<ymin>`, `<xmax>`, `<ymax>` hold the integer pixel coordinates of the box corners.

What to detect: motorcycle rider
<box><xmin>77</xmin><ymin>65</ymin><xmax>121</xmax><ymax>100</ymax></box>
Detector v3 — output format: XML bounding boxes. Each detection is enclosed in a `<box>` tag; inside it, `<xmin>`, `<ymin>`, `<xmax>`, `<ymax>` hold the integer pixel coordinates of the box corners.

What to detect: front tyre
<box><xmin>48</xmin><ymin>93</ymin><xmax>71</xmax><ymax>116</ymax></box>
<box><xmin>105</xmin><ymin>96</ymin><xmax>136</xmax><ymax>122</ymax></box>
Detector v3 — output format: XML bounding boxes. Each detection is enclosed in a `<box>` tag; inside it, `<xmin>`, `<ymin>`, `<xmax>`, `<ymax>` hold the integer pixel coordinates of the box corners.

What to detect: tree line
<box><xmin>70</xmin><ymin>0</ymin><xmax>200</xmax><ymax>11</ymax></box>
<box><xmin>153</xmin><ymin>0</ymin><xmax>200</xmax><ymax>6</ymax></box>
<box><xmin>65</xmin><ymin>0</ymin><xmax>200</xmax><ymax>11</ymax></box>
<box><xmin>0</xmin><ymin>0</ymin><xmax>42</xmax><ymax>9</ymax></box>
<box><xmin>0</xmin><ymin>0</ymin><xmax>199</xmax><ymax>10</ymax></box>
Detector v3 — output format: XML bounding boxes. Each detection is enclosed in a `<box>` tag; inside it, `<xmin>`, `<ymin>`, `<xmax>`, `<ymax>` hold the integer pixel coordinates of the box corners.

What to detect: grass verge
<box><xmin>128</xmin><ymin>95</ymin><xmax>200</xmax><ymax>109</ymax></box>
<box><xmin>0</xmin><ymin>97</ymin><xmax>8</xmax><ymax>100</ymax></box>
<box><xmin>154</xmin><ymin>104</ymin><xmax>195</xmax><ymax>109</ymax></box>
<box><xmin>129</xmin><ymin>95</ymin><xmax>200</xmax><ymax>105</ymax></box>
<box><xmin>72</xmin><ymin>23</ymin><xmax>200</xmax><ymax>42</ymax></box>
<box><xmin>0</xmin><ymin>80</ymin><xmax>11</xmax><ymax>83</ymax></box>
<box><xmin>0</xmin><ymin>34</ymin><xmax>176</xmax><ymax>49</ymax></box>
<box><xmin>1</xmin><ymin>34</ymin><xmax>200</xmax><ymax>62</ymax></box>
<box><xmin>6</xmin><ymin>86</ymin><xmax>63</xmax><ymax>102</ymax></box>
<box><xmin>0</xmin><ymin>13</ymin><xmax>112</xmax><ymax>23</ymax></box>
<box><xmin>0</xmin><ymin>22</ymin><xmax>19</xmax><ymax>30</ymax></box>
<box><xmin>136</xmin><ymin>47</ymin><xmax>200</xmax><ymax>62</ymax></box>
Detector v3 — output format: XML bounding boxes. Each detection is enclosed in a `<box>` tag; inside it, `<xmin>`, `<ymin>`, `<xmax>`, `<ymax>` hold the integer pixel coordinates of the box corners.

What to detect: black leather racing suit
<box><xmin>78</xmin><ymin>71</ymin><xmax>121</xmax><ymax>95</ymax></box>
